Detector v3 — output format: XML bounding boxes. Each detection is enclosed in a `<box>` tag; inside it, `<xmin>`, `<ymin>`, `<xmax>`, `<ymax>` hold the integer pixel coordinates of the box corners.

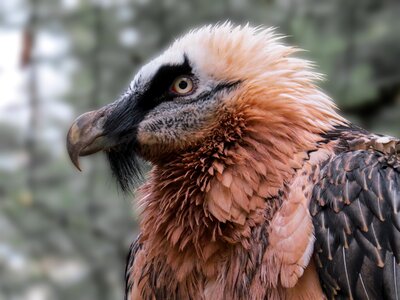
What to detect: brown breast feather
<box><xmin>127</xmin><ymin>104</ymin><xmax>336</xmax><ymax>299</ymax></box>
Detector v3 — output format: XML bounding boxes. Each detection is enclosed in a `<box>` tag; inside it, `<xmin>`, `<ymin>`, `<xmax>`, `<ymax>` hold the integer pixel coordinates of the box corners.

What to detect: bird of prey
<box><xmin>66</xmin><ymin>24</ymin><xmax>400</xmax><ymax>299</ymax></box>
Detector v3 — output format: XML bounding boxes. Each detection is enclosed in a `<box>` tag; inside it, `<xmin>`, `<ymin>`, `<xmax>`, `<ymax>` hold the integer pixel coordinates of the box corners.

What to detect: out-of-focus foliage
<box><xmin>0</xmin><ymin>0</ymin><xmax>399</xmax><ymax>299</ymax></box>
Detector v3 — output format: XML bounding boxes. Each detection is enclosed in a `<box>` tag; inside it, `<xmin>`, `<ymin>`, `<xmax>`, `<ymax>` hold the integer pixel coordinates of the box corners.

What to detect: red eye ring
<box><xmin>171</xmin><ymin>76</ymin><xmax>194</xmax><ymax>95</ymax></box>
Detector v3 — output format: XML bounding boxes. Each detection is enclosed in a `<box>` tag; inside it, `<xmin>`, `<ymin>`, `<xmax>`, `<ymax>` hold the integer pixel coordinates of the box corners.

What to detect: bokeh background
<box><xmin>0</xmin><ymin>0</ymin><xmax>399</xmax><ymax>299</ymax></box>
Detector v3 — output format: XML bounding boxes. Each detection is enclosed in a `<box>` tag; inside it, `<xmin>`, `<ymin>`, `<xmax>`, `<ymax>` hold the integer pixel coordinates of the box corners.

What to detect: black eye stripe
<box><xmin>104</xmin><ymin>55</ymin><xmax>193</xmax><ymax>136</ymax></box>
<box><xmin>140</xmin><ymin>54</ymin><xmax>193</xmax><ymax>108</ymax></box>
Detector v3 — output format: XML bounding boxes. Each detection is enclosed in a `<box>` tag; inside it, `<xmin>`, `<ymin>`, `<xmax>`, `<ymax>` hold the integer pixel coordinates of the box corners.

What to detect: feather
<box><xmin>312</xmin><ymin>136</ymin><xmax>400</xmax><ymax>299</ymax></box>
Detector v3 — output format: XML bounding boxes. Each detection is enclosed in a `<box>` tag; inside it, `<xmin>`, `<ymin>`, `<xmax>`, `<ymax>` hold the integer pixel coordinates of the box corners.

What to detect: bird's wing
<box><xmin>124</xmin><ymin>234</ymin><xmax>142</xmax><ymax>300</ymax></box>
<box><xmin>311</xmin><ymin>148</ymin><xmax>400</xmax><ymax>299</ymax></box>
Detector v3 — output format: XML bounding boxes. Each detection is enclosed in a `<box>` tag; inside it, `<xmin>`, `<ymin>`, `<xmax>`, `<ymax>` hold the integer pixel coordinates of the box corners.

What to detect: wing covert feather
<box><xmin>311</xmin><ymin>149</ymin><xmax>400</xmax><ymax>299</ymax></box>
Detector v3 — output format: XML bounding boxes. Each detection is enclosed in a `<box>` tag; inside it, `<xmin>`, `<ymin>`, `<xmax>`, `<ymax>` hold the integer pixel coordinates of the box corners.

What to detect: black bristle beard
<box><xmin>106</xmin><ymin>140</ymin><xmax>143</xmax><ymax>193</ymax></box>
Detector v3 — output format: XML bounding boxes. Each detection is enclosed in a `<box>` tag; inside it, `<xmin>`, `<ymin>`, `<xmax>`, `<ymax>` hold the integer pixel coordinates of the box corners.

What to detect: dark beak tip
<box><xmin>66</xmin><ymin>125</ymin><xmax>83</xmax><ymax>172</ymax></box>
<box><xmin>66</xmin><ymin>147</ymin><xmax>82</xmax><ymax>172</ymax></box>
<box><xmin>70</xmin><ymin>153</ymin><xmax>82</xmax><ymax>172</ymax></box>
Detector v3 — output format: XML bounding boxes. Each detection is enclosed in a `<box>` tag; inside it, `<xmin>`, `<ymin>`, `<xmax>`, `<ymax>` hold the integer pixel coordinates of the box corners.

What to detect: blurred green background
<box><xmin>0</xmin><ymin>0</ymin><xmax>399</xmax><ymax>299</ymax></box>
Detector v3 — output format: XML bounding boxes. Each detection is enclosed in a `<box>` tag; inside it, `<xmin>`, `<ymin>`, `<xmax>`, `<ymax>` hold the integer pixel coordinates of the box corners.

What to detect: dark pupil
<box><xmin>178</xmin><ymin>80</ymin><xmax>188</xmax><ymax>90</ymax></box>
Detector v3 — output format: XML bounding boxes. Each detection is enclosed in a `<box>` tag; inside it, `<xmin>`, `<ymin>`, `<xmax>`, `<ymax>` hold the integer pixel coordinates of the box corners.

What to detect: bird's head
<box><xmin>67</xmin><ymin>24</ymin><xmax>344</xmax><ymax>191</ymax></box>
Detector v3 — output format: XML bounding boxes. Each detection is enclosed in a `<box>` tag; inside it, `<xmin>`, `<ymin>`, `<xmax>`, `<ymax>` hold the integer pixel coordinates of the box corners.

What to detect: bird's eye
<box><xmin>171</xmin><ymin>76</ymin><xmax>194</xmax><ymax>95</ymax></box>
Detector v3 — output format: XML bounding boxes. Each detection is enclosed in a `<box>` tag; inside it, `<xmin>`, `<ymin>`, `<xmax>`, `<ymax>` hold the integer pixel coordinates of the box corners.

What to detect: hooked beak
<box><xmin>66</xmin><ymin>106</ymin><xmax>117</xmax><ymax>171</ymax></box>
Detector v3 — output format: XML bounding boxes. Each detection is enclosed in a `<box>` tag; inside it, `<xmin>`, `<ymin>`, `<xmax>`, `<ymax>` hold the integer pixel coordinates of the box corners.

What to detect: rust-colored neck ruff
<box><xmin>137</xmin><ymin>103</ymin><xmax>328</xmax><ymax>281</ymax></box>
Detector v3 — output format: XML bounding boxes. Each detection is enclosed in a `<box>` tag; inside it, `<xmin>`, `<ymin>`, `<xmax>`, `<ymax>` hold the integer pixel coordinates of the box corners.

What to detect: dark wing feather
<box><xmin>125</xmin><ymin>234</ymin><xmax>142</xmax><ymax>300</ymax></box>
<box><xmin>311</xmin><ymin>149</ymin><xmax>400</xmax><ymax>300</ymax></box>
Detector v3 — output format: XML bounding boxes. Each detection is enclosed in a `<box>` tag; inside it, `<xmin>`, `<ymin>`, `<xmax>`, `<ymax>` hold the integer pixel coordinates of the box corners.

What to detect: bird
<box><xmin>66</xmin><ymin>24</ymin><xmax>400</xmax><ymax>300</ymax></box>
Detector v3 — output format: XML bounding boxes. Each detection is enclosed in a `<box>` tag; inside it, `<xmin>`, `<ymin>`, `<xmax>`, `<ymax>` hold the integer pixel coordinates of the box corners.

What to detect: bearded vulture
<box><xmin>66</xmin><ymin>24</ymin><xmax>400</xmax><ymax>300</ymax></box>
